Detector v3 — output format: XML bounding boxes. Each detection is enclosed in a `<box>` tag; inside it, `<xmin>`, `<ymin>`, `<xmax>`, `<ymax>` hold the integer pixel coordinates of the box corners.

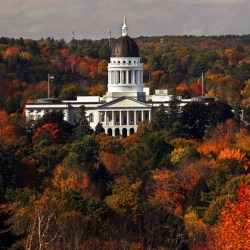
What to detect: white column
<box><xmin>141</xmin><ymin>70</ymin><xmax>143</xmax><ymax>84</ymax></box>
<box><xmin>120</xmin><ymin>70</ymin><xmax>123</xmax><ymax>83</ymax></box>
<box><xmin>120</xmin><ymin>111</ymin><xmax>122</xmax><ymax>125</ymax></box>
<box><xmin>149</xmin><ymin>110</ymin><xmax>152</xmax><ymax>121</ymax></box>
<box><xmin>126</xmin><ymin>71</ymin><xmax>129</xmax><ymax>84</ymax></box>
<box><xmin>64</xmin><ymin>110</ymin><xmax>69</xmax><ymax>121</ymax></box>
<box><xmin>112</xmin><ymin>111</ymin><xmax>114</xmax><ymax>125</ymax></box>
<box><xmin>142</xmin><ymin>110</ymin><xmax>144</xmax><ymax>121</ymax></box>
<box><xmin>114</xmin><ymin>71</ymin><xmax>117</xmax><ymax>84</ymax></box>
<box><xmin>132</xmin><ymin>70</ymin><xmax>135</xmax><ymax>84</ymax></box>
<box><xmin>134</xmin><ymin>110</ymin><xmax>137</xmax><ymax>125</ymax></box>
<box><xmin>104</xmin><ymin>111</ymin><xmax>107</xmax><ymax>125</ymax></box>
<box><xmin>34</xmin><ymin>110</ymin><xmax>38</xmax><ymax>120</ymax></box>
<box><xmin>127</xmin><ymin>111</ymin><xmax>129</xmax><ymax>125</ymax></box>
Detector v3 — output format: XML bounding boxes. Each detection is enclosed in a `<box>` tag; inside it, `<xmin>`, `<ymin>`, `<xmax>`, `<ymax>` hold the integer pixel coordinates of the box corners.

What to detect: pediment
<box><xmin>99</xmin><ymin>97</ymin><xmax>150</xmax><ymax>109</ymax></box>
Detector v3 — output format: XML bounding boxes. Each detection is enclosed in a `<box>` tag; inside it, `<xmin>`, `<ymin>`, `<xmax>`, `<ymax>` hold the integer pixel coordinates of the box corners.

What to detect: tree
<box><xmin>32</xmin><ymin>123</ymin><xmax>64</xmax><ymax>145</ymax></box>
<box><xmin>75</xmin><ymin>105</ymin><xmax>93</xmax><ymax>138</ymax></box>
<box><xmin>211</xmin><ymin>182</ymin><xmax>250</xmax><ymax>250</ymax></box>
<box><xmin>166</xmin><ymin>94</ymin><xmax>182</xmax><ymax>128</ymax></box>
<box><xmin>34</xmin><ymin>110</ymin><xmax>73</xmax><ymax>138</ymax></box>
<box><xmin>94</xmin><ymin>122</ymin><xmax>105</xmax><ymax>135</ymax></box>
<box><xmin>181</xmin><ymin>102</ymin><xmax>210</xmax><ymax>139</ymax></box>
<box><xmin>153</xmin><ymin>104</ymin><xmax>168</xmax><ymax>131</ymax></box>
<box><xmin>0</xmin><ymin>210</ymin><xmax>22</xmax><ymax>249</ymax></box>
<box><xmin>207</xmin><ymin>101</ymin><xmax>234</xmax><ymax>127</ymax></box>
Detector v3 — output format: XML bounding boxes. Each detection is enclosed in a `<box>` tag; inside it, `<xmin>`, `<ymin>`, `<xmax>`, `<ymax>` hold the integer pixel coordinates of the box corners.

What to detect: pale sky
<box><xmin>0</xmin><ymin>0</ymin><xmax>250</xmax><ymax>40</ymax></box>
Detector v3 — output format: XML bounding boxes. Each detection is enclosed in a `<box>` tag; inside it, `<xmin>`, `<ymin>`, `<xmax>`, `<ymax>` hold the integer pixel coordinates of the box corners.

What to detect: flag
<box><xmin>49</xmin><ymin>75</ymin><xmax>55</xmax><ymax>80</ymax></box>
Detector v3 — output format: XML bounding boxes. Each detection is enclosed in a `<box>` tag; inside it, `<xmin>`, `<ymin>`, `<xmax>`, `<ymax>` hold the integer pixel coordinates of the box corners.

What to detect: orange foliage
<box><xmin>176</xmin><ymin>82</ymin><xmax>189</xmax><ymax>92</ymax></box>
<box><xmin>3</xmin><ymin>46</ymin><xmax>20</xmax><ymax>57</ymax></box>
<box><xmin>60</xmin><ymin>48</ymin><xmax>67</xmax><ymax>58</ymax></box>
<box><xmin>87</xmin><ymin>84</ymin><xmax>106</xmax><ymax>96</ymax></box>
<box><xmin>0</xmin><ymin>110</ymin><xmax>17</xmax><ymax>144</ymax></box>
<box><xmin>121</xmin><ymin>134</ymin><xmax>138</xmax><ymax>148</ymax></box>
<box><xmin>77</xmin><ymin>61</ymin><xmax>89</xmax><ymax>76</ymax></box>
<box><xmin>53</xmin><ymin>163</ymin><xmax>91</xmax><ymax>194</ymax></box>
<box><xmin>198</xmin><ymin>140</ymin><xmax>228</xmax><ymax>155</ymax></box>
<box><xmin>210</xmin><ymin>182</ymin><xmax>250</xmax><ymax>250</ymax></box>
<box><xmin>99</xmin><ymin>152</ymin><xmax>120</xmax><ymax>174</ymax></box>
<box><xmin>150</xmin><ymin>169</ymin><xmax>187</xmax><ymax>215</ymax></box>
<box><xmin>218</xmin><ymin>148</ymin><xmax>249</xmax><ymax>171</ymax></box>
<box><xmin>198</xmin><ymin>119</ymin><xmax>239</xmax><ymax>155</ymax></box>
<box><xmin>97</xmin><ymin>60</ymin><xmax>108</xmax><ymax>76</ymax></box>
<box><xmin>190</xmin><ymin>81</ymin><xmax>202</xmax><ymax>96</ymax></box>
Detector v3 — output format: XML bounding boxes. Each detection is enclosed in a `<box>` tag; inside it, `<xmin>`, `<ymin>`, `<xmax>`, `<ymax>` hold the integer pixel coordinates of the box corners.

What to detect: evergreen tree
<box><xmin>181</xmin><ymin>102</ymin><xmax>210</xmax><ymax>139</ymax></box>
<box><xmin>76</xmin><ymin>105</ymin><xmax>93</xmax><ymax>138</ymax></box>
<box><xmin>166</xmin><ymin>94</ymin><xmax>182</xmax><ymax>128</ymax></box>
<box><xmin>95</xmin><ymin>122</ymin><xmax>105</xmax><ymax>134</ymax></box>
<box><xmin>153</xmin><ymin>104</ymin><xmax>168</xmax><ymax>131</ymax></box>
<box><xmin>207</xmin><ymin>101</ymin><xmax>235</xmax><ymax>127</ymax></box>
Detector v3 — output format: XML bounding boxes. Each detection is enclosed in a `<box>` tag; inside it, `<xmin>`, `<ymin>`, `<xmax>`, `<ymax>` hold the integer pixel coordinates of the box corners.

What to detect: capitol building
<box><xmin>26</xmin><ymin>19</ymin><xmax>209</xmax><ymax>137</ymax></box>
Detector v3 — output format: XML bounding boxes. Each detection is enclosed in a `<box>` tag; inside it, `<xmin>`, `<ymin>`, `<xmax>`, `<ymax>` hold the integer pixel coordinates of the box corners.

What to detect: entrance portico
<box><xmin>98</xmin><ymin>96</ymin><xmax>152</xmax><ymax>137</ymax></box>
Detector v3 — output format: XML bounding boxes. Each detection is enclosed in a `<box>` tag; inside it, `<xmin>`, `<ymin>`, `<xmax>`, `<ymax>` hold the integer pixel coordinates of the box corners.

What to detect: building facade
<box><xmin>25</xmin><ymin>19</ymin><xmax>213</xmax><ymax>137</ymax></box>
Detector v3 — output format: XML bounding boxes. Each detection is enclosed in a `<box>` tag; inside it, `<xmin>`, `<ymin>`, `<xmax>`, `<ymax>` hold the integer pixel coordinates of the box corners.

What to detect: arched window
<box><xmin>115</xmin><ymin>128</ymin><xmax>120</xmax><ymax>137</ymax></box>
<box><xmin>129</xmin><ymin>128</ymin><xmax>135</xmax><ymax>136</ymax></box>
<box><xmin>122</xmin><ymin>128</ymin><xmax>127</xmax><ymax>138</ymax></box>
<box><xmin>107</xmin><ymin>128</ymin><xmax>112</xmax><ymax>136</ymax></box>
<box><xmin>89</xmin><ymin>113</ymin><xmax>94</xmax><ymax>123</ymax></box>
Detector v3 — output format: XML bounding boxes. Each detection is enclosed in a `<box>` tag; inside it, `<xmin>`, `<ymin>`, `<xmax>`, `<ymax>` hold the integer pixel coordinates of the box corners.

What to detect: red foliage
<box><xmin>33</xmin><ymin>123</ymin><xmax>63</xmax><ymax>144</ymax></box>
<box><xmin>210</xmin><ymin>182</ymin><xmax>250</xmax><ymax>249</ymax></box>
<box><xmin>190</xmin><ymin>81</ymin><xmax>202</xmax><ymax>96</ymax></box>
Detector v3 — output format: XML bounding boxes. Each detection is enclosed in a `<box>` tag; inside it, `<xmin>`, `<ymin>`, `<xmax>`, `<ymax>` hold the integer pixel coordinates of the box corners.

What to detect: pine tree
<box><xmin>166</xmin><ymin>94</ymin><xmax>182</xmax><ymax>128</ymax></box>
<box><xmin>95</xmin><ymin>122</ymin><xmax>105</xmax><ymax>135</ymax></box>
<box><xmin>153</xmin><ymin>104</ymin><xmax>168</xmax><ymax>131</ymax></box>
<box><xmin>76</xmin><ymin>105</ymin><xmax>93</xmax><ymax>138</ymax></box>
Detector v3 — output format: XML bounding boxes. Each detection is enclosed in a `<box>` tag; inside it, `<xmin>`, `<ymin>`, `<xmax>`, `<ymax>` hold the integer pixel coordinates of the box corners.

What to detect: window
<box><xmin>89</xmin><ymin>113</ymin><xmax>94</xmax><ymax>123</ymax></box>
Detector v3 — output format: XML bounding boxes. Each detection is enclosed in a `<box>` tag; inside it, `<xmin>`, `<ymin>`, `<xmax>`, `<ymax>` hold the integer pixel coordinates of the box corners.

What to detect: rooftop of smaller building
<box><xmin>36</xmin><ymin>98</ymin><xmax>62</xmax><ymax>104</ymax></box>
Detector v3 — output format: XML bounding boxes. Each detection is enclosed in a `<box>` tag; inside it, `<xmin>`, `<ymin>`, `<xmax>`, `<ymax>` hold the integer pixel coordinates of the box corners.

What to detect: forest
<box><xmin>0</xmin><ymin>34</ymin><xmax>249</xmax><ymax>250</ymax></box>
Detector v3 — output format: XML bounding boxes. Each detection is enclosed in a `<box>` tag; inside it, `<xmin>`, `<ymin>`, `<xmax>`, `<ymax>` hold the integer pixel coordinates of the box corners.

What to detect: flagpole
<box><xmin>48</xmin><ymin>73</ymin><xmax>50</xmax><ymax>98</ymax></box>
<box><xmin>202</xmin><ymin>72</ymin><xmax>204</xmax><ymax>96</ymax></box>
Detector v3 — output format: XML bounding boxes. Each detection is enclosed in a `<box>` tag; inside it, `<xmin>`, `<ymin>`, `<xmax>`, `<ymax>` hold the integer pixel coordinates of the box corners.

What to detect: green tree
<box><xmin>75</xmin><ymin>105</ymin><xmax>93</xmax><ymax>138</ymax></box>
<box><xmin>153</xmin><ymin>104</ymin><xmax>168</xmax><ymax>131</ymax></box>
<box><xmin>94</xmin><ymin>122</ymin><xmax>105</xmax><ymax>135</ymax></box>
<box><xmin>181</xmin><ymin>102</ymin><xmax>210</xmax><ymax>139</ymax></box>
<box><xmin>207</xmin><ymin>101</ymin><xmax>234</xmax><ymax>127</ymax></box>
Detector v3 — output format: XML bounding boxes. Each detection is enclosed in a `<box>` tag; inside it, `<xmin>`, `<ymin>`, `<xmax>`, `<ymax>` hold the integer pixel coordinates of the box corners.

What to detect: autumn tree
<box><xmin>211</xmin><ymin>182</ymin><xmax>250</xmax><ymax>250</ymax></box>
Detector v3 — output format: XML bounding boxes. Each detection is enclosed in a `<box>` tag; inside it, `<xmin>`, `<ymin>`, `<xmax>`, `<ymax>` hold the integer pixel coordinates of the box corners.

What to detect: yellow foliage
<box><xmin>53</xmin><ymin>163</ymin><xmax>90</xmax><ymax>193</ymax></box>
<box><xmin>20</xmin><ymin>51</ymin><xmax>30</xmax><ymax>59</ymax></box>
<box><xmin>184</xmin><ymin>211</ymin><xmax>207</xmax><ymax>247</ymax></box>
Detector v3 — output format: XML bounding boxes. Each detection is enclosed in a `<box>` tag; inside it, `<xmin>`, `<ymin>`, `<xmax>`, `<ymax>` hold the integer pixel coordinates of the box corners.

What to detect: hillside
<box><xmin>0</xmin><ymin>35</ymin><xmax>249</xmax><ymax>250</ymax></box>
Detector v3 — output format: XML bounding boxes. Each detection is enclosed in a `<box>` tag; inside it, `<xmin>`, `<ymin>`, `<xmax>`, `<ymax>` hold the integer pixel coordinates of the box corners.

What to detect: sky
<box><xmin>1</xmin><ymin>0</ymin><xmax>250</xmax><ymax>40</ymax></box>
